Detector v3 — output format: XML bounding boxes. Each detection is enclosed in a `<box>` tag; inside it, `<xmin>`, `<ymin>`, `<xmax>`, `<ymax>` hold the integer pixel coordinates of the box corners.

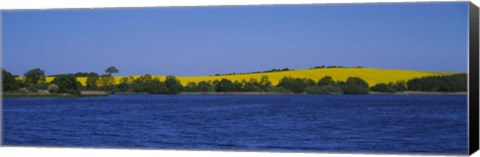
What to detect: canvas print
<box><xmin>1</xmin><ymin>2</ymin><xmax>472</xmax><ymax>155</ymax></box>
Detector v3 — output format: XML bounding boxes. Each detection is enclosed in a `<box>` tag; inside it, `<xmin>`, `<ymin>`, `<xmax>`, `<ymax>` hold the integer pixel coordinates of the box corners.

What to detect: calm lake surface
<box><xmin>2</xmin><ymin>94</ymin><xmax>468</xmax><ymax>154</ymax></box>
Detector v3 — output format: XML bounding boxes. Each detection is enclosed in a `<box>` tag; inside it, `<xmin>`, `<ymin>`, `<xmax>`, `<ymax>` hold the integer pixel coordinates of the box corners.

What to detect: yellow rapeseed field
<box><xmin>43</xmin><ymin>68</ymin><xmax>456</xmax><ymax>87</ymax></box>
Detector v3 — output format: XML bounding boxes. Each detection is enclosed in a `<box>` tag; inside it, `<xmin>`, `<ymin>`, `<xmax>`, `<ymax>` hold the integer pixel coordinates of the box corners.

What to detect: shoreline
<box><xmin>2</xmin><ymin>91</ymin><xmax>467</xmax><ymax>98</ymax></box>
<box><xmin>2</xmin><ymin>90</ymin><xmax>110</xmax><ymax>98</ymax></box>
<box><xmin>178</xmin><ymin>92</ymin><xmax>290</xmax><ymax>95</ymax></box>
<box><xmin>179</xmin><ymin>91</ymin><xmax>467</xmax><ymax>95</ymax></box>
<box><xmin>369</xmin><ymin>91</ymin><xmax>467</xmax><ymax>95</ymax></box>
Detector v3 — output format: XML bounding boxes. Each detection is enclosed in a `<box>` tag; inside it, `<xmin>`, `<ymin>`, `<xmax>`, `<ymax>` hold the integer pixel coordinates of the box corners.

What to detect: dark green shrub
<box><xmin>340</xmin><ymin>77</ymin><xmax>369</xmax><ymax>94</ymax></box>
<box><xmin>165</xmin><ymin>75</ymin><xmax>183</xmax><ymax>94</ymax></box>
<box><xmin>215</xmin><ymin>79</ymin><xmax>236</xmax><ymax>92</ymax></box>
<box><xmin>317</xmin><ymin>76</ymin><xmax>336</xmax><ymax>86</ymax></box>
<box><xmin>2</xmin><ymin>69</ymin><xmax>19</xmax><ymax>91</ymax></box>
<box><xmin>277</xmin><ymin>77</ymin><xmax>315</xmax><ymax>93</ymax></box>
<box><xmin>33</xmin><ymin>83</ymin><xmax>50</xmax><ymax>90</ymax></box>
<box><xmin>51</xmin><ymin>74</ymin><xmax>82</xmax><ymax>95</ymax></box>
<box><xmin>371</xmin><ymin>83</ymin><xmax>397</xmax><ymax>93</ymax></box>
<box><xmin>407</xmin><ymin>74</ymin><xmax>467</xmax><ymax>92</ymax></box>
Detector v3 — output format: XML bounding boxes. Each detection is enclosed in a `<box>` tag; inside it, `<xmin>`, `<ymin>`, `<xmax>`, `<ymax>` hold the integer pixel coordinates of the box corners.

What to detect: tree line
<box><xmin>2</xmin><ymin>67</ymin><xmax>467</xmax><ymax>95</ymax></box>
<box><xmin>369</xmin><ymin>74</ymin><xmax>467</xmax><ymax>93</ymax></box>
<box><xmin>2</xmin><ymin>66</ymin><xmax>121</xmax><ymax>95</ymax></box>
<box><xmin>211</xmin><ymin>68</ymin><xmax>291</xmax><ymax>76</ymax></box>
<box><xmin>211</xmin><ymin>65</ymin><xmax>364</xmax><ymax>76</ymax></box>
<box><xmin>310</xmin><ymin>65</ymin><xmax>364</xmax><ymax>69</ymax></box>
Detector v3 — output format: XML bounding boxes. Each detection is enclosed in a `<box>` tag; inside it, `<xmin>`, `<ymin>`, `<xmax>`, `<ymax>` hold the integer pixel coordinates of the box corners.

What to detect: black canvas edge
<box><xmin>0</xmin><ymin>11</ymin><xmax>3</xmax><ymax>146</ymax></box>
<box><xmin>469</xmin><ymin>1</ymin><xmax>479</xmax><ymax>155</ymax></box>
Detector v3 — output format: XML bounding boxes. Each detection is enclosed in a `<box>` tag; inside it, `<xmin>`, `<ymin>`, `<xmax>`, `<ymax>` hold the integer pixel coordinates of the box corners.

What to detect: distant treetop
<box><xmin>311</xmin><ymin>65</ymin><xmax>364</xmax><ymax>69</ymax></box>
<box><xmin>105</xmin><ymin>66</ymin><xmax>119</xmax><ymax>76</ymax></box>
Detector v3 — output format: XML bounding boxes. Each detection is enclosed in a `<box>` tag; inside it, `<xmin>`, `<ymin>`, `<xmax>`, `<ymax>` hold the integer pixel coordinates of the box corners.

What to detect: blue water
<box><xmin>2</xmin><ymin>94</ymin><xmax>468</xmax><ymax>154</ymax></box>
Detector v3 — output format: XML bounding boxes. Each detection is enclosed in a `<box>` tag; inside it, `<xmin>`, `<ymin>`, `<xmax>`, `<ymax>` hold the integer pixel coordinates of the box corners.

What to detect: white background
<box><xmin>0</xmin><ymin>0</ymin><xmax>478</xmax><ymax>157</ymax></box>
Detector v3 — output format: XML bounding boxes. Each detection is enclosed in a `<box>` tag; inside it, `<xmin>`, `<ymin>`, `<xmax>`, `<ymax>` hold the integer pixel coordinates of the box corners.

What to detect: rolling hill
<box><xmin>44</xmin><ymin>68</ymin><xmax>457</xmax><ymax>87</ymax></box>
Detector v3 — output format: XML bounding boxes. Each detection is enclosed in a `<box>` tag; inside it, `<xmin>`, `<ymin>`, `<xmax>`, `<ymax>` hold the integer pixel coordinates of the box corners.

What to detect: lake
<box><xmin>2</xmin><ymin>94</ymin><xmax>468</xmax><ymax>154</ymax></box>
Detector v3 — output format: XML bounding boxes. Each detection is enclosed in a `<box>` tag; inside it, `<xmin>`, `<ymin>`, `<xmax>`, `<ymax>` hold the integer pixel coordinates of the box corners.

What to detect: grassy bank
<box><xmin>3</xmin><ymin>90</ymin><xmax>466</xmax><ymax>98</ymax></box>
<box><xmin>3</xmin><ymin>92</ymin><xmax>80</xmax><ymax>98</ymax></box>
<box><xmin>370</xmin><ymin>91</ymin><xmax>467</xmax><ymax>95</ymax></box>
<box><xmin>3</xmin><ymin>90</ymin><xmax>109</xmax><ymax>98</ymax></box>
<box><xmin>180</xmin><ymin>92</ymin><xmax>292</xmax><ymax>95</ymax></box>
<box><xmin>179</xmin><ymin>91</ymin><xmax>467</xmax><ymax>95</ymax></box>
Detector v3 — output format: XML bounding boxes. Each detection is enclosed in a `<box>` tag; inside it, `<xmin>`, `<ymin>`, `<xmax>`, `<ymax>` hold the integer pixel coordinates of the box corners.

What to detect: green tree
<box><xmin>2</xmin><ymin>69</ymin><xmax>19</xmax><ymax>91</ymax></box>
<box><xmin>51</xmin><ymin>74</ymin><xmax>82</xmax><ymax>95</ymax></box>
<box><xmin>117</xmin><ymin>77</ymin><xmax>131</xmax><ymax>92</ymax></box>
<box><xmin>233</xmin><ymin>80</ymin><xmax>244</xmax><ymax>91</ymax></box>
<box><xmin>184</xmin><ymin>82</ymin><xmax>199</xmax><ymax>92</ymax></box>
<box><xmin>130</xmin><ymin>74</ymin><xmax>153</xmax><ymax>92</ymax></box>
<box><xmin>73</xmin><ymin>72</ymin><xmax>99</xmax><ymax>77</ymax></box>
<box><xmin>128</xmin><ymin>74</ymin><xmax>177</xmax><ymax>94</ymax></box>
<box><xmin>303</xmin><ymin>78</ymin><xmax>316</xmax><ymax>86</ymax></box>
<box><xmin>136</xmin><ymin>74</ymin><xmax>153</xmax><ymax>83</ymax></box>
<box><xmin>277</xmin><ymin>77</ymin><xmax>310</xmax><ymax>93</ymax></box>
<box><xmin>259</xmin><ymin>75</ymin><xmax>272</xmax><ymax>90</ymax></box>
<box><xmin>165</xmin><ymin>75</ymin><xmax>183</xmax><ymax>94</ymax></box>
<box><xmin>215</xmin><ymin>78</ymin><xmax>236</xmax><ymax>92</ymax></box>
<box><xmin>242</xmin><ymin>79</ymin><xmax>260</xmax><ymax>92</ymax></box>
<box><xmin>85</xmin><ymin>73</ymin><xmax>99</xmax><ymax>90</ymax></box>
<box><xmin>24</xmin><ymin>68</ymin><xmax>46</xmax><ymax>86</ymax></box>
<box><xmin>197</xmin><ymin>81</ymin><xmax>215</xmax><ymax>92</ymax></box>
<box><xmin>371</xmin><ymin>83</ymin><xmax>397</xmax><ymax>93</ymax></box>
<box><xmin>144</xmin><ymin>79</ymin><xmax>169</xmax><ymax>94</ymax></box>
<box><xmin>341</xmin><ymin>77</ymin><xmax>369</xmax><ymax>94</ymax></box>
<box><xmin>33</xmin><ymin>83</ymin><xmax>50</xmax><ymax>90</ymax></box>
<box><xmin>98</xmin><ymin>75</ymin><xmax>116</xmax><ymax>91</ymax></box>
<box><xmin>105</xmin><ymin>66</ymin><xmax>119</xmax><ymax>76</ymax></box>
<box><xmin>318</xmin><ymin>76</ymin><xmax>336</xmax><ymax>86</ymax></box>
<box><xmin>407</xmin><ymin>74</ymin><xmax>466</xmax><ymax>92</ymax></box>
<box><xmin>130</xmin><ymin>82</ymin><xmax>145</xmax><ymax>93</ymax></box>
<box><xmin>390</xmin><ymin>81</ymin><xmax>407</xmax><ymax>92</ymax></box>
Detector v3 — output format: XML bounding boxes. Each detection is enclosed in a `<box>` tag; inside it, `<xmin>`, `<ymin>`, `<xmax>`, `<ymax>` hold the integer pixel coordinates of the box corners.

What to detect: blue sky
<box><xmin>2</xmin><ymin>2</ymin><xmax>469</xmax><ymax>76</ymax></box>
